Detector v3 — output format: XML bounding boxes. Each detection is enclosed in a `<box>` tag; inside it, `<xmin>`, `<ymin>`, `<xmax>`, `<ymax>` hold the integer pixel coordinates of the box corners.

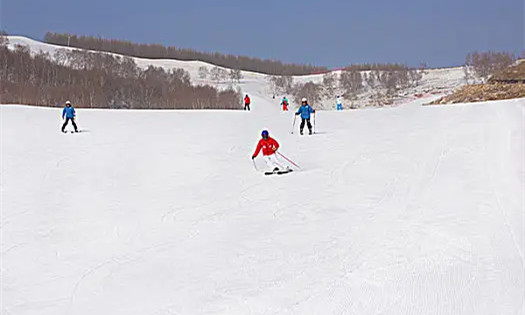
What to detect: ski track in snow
<box><xmin>1</xmin><ymin>94</ymin><xmax>525</xmax><ymax>314</ymax></box>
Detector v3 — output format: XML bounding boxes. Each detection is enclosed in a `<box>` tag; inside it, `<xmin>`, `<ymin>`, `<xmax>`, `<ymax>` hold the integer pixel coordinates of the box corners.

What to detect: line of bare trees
<box><xmin>0</xmin><ymin>39</ymin><xmax>241</xmax><ymax>109</ymax></box>
<box><xmin>344</xmin><ymin>63</ymin><xmax>413</xmax><ymax>72</ymax></box>
<box><xmin>44</xmin><ymin>32</ymin><xmax>327</xmax><ymax>76</ymax></box>
<box><xmin>464</xmin><ymin>51</ymin><xmax>515</xmax><ymax>83</ymax></box>
<box><xmin>338</xmin><ymin>66</ymin><xmax>422</xmax><ymax>106</ymax></box>
<box><xmin>198</xmin><ymin>66</ymin><xmax>243</xmax><ymax>86</ymax></box>
<box><xmin>268</xmin><ymin>64</ymin><xmax>426</xmax><ymax>107</ymax></box>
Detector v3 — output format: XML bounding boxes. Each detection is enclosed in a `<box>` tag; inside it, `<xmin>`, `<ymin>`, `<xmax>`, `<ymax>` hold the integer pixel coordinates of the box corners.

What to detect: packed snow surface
<box><xmin>1</xmin><ymin>97</ymin><xmax>524</xmax><ymax>314</ymax></box>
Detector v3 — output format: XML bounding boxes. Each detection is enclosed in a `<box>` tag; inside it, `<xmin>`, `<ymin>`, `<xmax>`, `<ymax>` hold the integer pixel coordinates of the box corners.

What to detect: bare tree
<box><xmin>198</xmin><ymin>66</ymin><xmax>209</xmax><ymax>79</ymax></box>
<box><xmin>383</xmin><ymin>72</ymin><xmax>397</xmax><ymax>97</ymax></box>
<box><xmin>52</xmin><ymin>49</ymin><xmax>69</xmax><ymax>67</ymax></box>
<box><xmin>364</xmin><ymin>71</ymin><xmax>375</xmax><ymax>90</ymax></box>
<box><xmin>340</xmin><ymin>70</ymin><xmax>364</xmax><ymax>108</ymax></box>
<box><xmin>282</xmin><ymin>76</ymin><xmax>294</xmax><ymax>94</ymax></box>
<box><xmin>322</xmin><ymin>72</ymin><xmax>337</xmax><ymax>97</ymax></box>
<box><xmin>340</xmin><ymin>70</ymin><xmax>363</xmax><ymax>97</ymax></box>
<box><xmin>268</xmin><ymin>76</ymin><xmax>278</xmax><ymax>96</ymax></box>
<box><xmin>396</xmin><ymin>69</ymin><xmax>410</xmax><ymax>90</ymax></box>
<box><xmin>463</xmin><ymin>65</ymin><xmax>473</xmax><ymax>84</ymax></box>
<box><xmin>0</xmin><ymin>30</ymin><xmax>8</xmax><ymax>47</ymax></box>
<box><xmin>269</xmin><ymin>75</ymin><xmax>294</xmax><ymax>95</ymax></box>
<box><xmin>268</xmin><ymin>76</ymin><xmax>281</xmax><ymax>95</ymax></box>
<box><xmin>210</xmin><ymin>67</ymin><xmax>227</xmax><ymax>84</ymax></box>
<box><xmin>466</xmin><ymin>51</ymin><xmax>515</xmax><ymax>82</ymax></box>
<box><xmin>292</xmin><ymin>81</ymin><xmax>321</xmax><ymax>105</ymax></box>
<box><xmin>376</xmin><ymin>67</ymin><xmax>409</xmax><ymax>101</ymax></box>
<box><xmin>364</xmin><ymin>71</ymin><xmax>383</xmax><ymax>105</ymax></box>
<box><xmin>118</xmin><ymin>56</ymin><xmax>139</xmax><ymax>78</ymax></box>
<box><xmin>218</xmin><ymin>68</ymin><xmax>228</xmax><ymax>82</ymax></box>
<box><xmin>408</xmin><ymin>63</ymin><xmax>426</xmax><ymax>87</ymax></box>
<box><xmin>229</xmin><ymin>68</ymin><xmax>242</xmax><ymax>84</ymax></box>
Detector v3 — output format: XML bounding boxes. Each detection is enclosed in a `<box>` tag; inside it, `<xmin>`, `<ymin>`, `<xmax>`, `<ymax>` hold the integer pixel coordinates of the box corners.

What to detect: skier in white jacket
<box><xmin>336</xmin><ymin>95</ymin><xmax>343</xmax><ymax>111</ymax></box>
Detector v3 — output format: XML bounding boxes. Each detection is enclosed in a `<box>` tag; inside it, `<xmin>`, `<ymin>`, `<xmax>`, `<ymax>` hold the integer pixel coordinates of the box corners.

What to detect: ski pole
<box><xmin>291</xmin><ymin>115</ymin><xmax>297</xmax><ymax>134</ymax></box>
<box><xmin>313</xmin><ymin>111</ymin><xmax>316</xmax><ymax>134</ymax></box>
<box><xmin>277</xmin><ymin>151</ymin><xmax>301</xmax><ymax>169</ymax></box>
<box><xmin>252</xmin><ymin>158</ymin><xmax>259</xmax><ymax>171</ymax></box>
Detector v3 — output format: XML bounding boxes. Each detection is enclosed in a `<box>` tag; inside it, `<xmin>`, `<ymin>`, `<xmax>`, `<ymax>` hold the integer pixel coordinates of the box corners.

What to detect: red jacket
<box><xmin>244</xmin><ymin>96</ymin><xmax>251</xmax><ymax>104</ymax></box>
<box><xmin>252</xmin><ymin>137</ymin><xmax>279</xmax><ymax>157</ymax></box>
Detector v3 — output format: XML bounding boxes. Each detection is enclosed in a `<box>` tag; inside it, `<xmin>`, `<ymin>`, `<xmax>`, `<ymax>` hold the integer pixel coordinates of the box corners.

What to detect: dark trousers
<box><xmin>300</xmin><ymin>118</ymin><xmax>312</xmax><ymax>133</ymax></box>
<box><xmin>62</xmin><ymin>117</ymin><xmax>78</xmax><ymax>132</ymax></box>
<box><xmin>244</xmin><ymin>103</ymin><xmax>250</xmax><ymax>111</ymax></box>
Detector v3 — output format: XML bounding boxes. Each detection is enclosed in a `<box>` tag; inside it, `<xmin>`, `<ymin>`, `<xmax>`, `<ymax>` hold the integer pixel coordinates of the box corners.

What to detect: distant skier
<box><xmin>252</xmin><ymin>130</ymin><xmax>290</xmax><ymax>174</ymax></box>
<box><xmin>244</xmin><ymin>94</ymin><xmax>251</xmax><ymax>111</ymax></box>
<box><xmin>281</xmin><ymin>97</ymin><xmax>289</xmax><ymax>111</ymax></box>
<box><xmin>61</xmin><ymin>100</ymin><xmax>78</xmax><ymax>133</ymax></box>
<box><xmin>336</xmin><ymin>95</ymin><xmax>343</xmax><ymax>111</ymax></box>
<box><xmin>295</xmin><ymin>98</ymin><xmax>315</xmax><ymax>135</ymax></box>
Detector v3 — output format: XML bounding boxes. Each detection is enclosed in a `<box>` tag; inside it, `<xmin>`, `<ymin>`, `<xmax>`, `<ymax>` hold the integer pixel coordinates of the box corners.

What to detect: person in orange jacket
<box><xmin>244</xmin><ymin>94</ymin><xmax>251</xmax><ymax>111</ymax></box>
<box><xmin>252</xmin><ymin>130</ymin><xmax>288</xmax><ymax>172</ymax></box>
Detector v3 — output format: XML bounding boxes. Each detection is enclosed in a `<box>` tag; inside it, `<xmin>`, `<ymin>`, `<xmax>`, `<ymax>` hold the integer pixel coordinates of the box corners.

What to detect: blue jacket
<box><xmin>62</xmin><ymin>106</ymin><xmax>76</xmax><ymax>119</ymax></box>
<box><xmin>296</xmin><ymin>105</ymin><xmax>314</xmax><ymax>119</ymax></box>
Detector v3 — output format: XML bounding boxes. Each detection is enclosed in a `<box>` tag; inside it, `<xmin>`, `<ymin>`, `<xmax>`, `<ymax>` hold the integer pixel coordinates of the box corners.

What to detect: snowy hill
<box><xmin>1</xmin><ymin>96</ymin><xmax>524</xmax><ymax>314</ymax></box>
<box><xmin>6</xmin><ymin>36</ymin><xmax>469</xmax><ymax>109</ymax></box>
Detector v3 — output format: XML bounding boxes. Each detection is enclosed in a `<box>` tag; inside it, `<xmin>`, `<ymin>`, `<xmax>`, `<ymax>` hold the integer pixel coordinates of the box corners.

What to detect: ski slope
<box><xmin>1</xmin><ymin>97</ymin><xmax>524</xmax><ymax>314</ymax></box>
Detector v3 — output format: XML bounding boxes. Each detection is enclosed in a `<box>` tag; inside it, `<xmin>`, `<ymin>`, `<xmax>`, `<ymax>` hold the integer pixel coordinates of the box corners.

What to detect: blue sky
<box><xmin>1</xmin><ymin>0</ymin><xmax>523</xmax><ymax>68</ymax></box>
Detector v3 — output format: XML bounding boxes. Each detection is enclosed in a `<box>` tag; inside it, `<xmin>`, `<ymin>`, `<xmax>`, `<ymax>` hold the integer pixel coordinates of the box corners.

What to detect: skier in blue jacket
<box><xmin>295</xmin><ymin>97</ymin><xmax>315</xmax><ymax>135</ymax></box>
<box><xmin>61</xmin><ymin>101</ymin><xmax>78</xmax><ymax>133</ymax></box>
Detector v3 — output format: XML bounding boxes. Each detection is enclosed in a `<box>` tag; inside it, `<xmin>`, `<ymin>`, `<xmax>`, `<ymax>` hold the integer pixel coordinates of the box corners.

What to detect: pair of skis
<box><xmin>264</xmin><ymin>168</ymin><xmax>293</xmax><ymax>176</ymax></box>
<box><xmin>252</xmin><ymin>152</ymin><xmax>300</xmax><ymax>176</ymax></box>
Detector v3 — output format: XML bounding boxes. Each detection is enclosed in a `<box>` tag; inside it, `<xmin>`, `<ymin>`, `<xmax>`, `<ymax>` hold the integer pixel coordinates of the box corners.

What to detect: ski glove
<box><xmin>252</xmin><ymin>155</ymin><xmax>256</xmax><ymax>160</ymax></box>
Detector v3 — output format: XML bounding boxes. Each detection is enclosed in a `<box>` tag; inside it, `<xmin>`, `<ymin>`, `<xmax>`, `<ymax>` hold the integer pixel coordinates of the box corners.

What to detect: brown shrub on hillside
<box><xmin>429</xmin><ymin>83</ymin><xmax>525</xmax><ymax>105</ymax></box>
<box><xmin>488</xmin><ymin>61</ymin><xmax>525</xmax><ymax>83</ymax></box>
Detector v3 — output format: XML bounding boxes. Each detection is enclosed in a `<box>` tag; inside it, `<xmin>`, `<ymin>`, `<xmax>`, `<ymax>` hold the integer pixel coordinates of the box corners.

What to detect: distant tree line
<box><xmin>0</xmin><ymin>39</ymin><xmax>241</xmax><ymax>109</ymax></box>
<box><xmin>343</xmin><ymin>63</ymin><xmax>414</xmax><ymax>72</ymax></box>
<box><xmin>44</xmin><ymin>32</ymin><xmax>328</xmax><ymax>76</ymax></box>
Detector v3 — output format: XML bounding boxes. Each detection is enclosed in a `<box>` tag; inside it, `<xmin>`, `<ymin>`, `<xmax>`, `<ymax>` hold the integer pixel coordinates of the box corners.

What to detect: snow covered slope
<box><xmin>6</xmin><ymin>36</ymin><xmax>468</xmax><ymax>109</ymax></box>
<box><xmin>1</xmin><ymin>97</ymin><xmax>524</xmax><ymax>314</ymax></box>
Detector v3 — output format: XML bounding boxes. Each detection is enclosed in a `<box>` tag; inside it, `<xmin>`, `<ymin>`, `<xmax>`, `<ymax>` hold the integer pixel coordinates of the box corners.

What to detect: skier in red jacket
<box><xmin>281</xmin><ymin>96</ymin><xmax>289</xmax><ymax>111</ymax></box>
<box><xmin>252</xmin><ymin>130</ymin><xmax>289</xmax><ymax>173</ymax></box>
<box><xmin>244</xmin><ymin>94</ymin><xmax>251</xmax><ymax>111</ymax></box>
